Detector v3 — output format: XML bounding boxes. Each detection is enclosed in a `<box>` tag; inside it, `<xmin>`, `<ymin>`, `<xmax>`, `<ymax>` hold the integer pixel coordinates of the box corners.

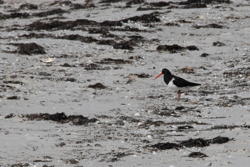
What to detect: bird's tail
<box><xmin>189</xmin><ymin>82</ymin><xmax>201</xmax><ymax>86</ymax></box>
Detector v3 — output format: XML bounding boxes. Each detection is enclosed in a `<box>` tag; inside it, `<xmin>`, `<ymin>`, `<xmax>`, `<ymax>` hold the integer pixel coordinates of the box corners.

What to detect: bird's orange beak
<box><xmin>154</xmin><ymin>72</ymin><xmax>163</xmax><ymax>79</ymax></box>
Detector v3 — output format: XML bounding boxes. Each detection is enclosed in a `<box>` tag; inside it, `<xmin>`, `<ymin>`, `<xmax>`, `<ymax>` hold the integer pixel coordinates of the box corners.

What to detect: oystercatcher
<box><xmin>154</xmin><ymin>68</ymin><xmax>200</xmax><ymax>100</ymax></box>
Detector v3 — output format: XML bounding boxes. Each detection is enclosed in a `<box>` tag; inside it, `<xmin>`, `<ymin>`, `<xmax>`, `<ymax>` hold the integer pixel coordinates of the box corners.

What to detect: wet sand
<box><xmin>0</xmin><ymin>0</ymin><xmax>250</xmax><ymax>166</ymax></box>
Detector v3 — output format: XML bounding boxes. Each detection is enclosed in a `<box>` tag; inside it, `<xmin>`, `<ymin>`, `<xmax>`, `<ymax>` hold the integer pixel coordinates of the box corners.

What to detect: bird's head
<box><xmin>154</xmin><ymin>68</ymin><xmax>171</xmax><ymax>79</ymax></box>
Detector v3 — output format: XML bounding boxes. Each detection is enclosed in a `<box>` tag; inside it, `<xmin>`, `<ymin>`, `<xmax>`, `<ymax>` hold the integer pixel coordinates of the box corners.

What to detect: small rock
<box><xmin>56</xmin><ymin>142</ymin><xmax>66</xmax><ymax>147</ymax></box>
<box><xmin>128</xmin><ymin>55</ymin><xmax>143</xmax><ymax>60</ymax></box>
<box><xmin>88</xmin><ymin>83</ymin><xmax>107</xmax><ymax>89</ymax></box>
<box><xmin>65</xmin><ymin>78</ymin><xmax>77</xmax><ymax>82</ymax></box>
<box><xmin>5</xmin><ymin>113</ymin><xmax>15</xmax><ymax>119</ymax></box>
<box><xmin>6</xmin><ymin>96</ymin><xmax>20</xmax><ymax>100</ymax></box>
<box><xmin>179</xmin><ymin>67</ymin><xmax>195</xmax><ymax>73</ymax></box>
<box><xmin>177</xmin><ymin>125</ymin><xmax>193</xmax><ymax>130</ymax></box>
<box><xmin>60</xmin><ymin>63</ymin><xmax>75</xmax><ymax>67</ymax></box>
<box><xmin>40</xmin><ymin>57</ymin><xmax>55</xmax><ymax>63</ymax></box>
<box><xmin>200</xmin><ymin>53</ymin><xmax>209</xmax><ymax>57</ymax></box>
<box><xmin>213</xmin><ymin>41</ymin><xmax>226</xmax><ymax>46</ymax></box>
<box><xmin>210</xmin><ymin>136</ymin><xmax>231</xmax><ymax>144</ymax></box>
<box><xmin>186</xmin><ymin>45</ymin><xmax>199</xmax><ymax>50</ymax></box>
<box><xmin>188</xmin><ymin>152</ymin><xmax>208</xmax><ymax>158</ymax></box>
<box><xmin>64</xmin><ymin>159</ymin><xmax>79</xmax><ymax>164</ymax></box>
<box><xmin>175</xmin><ymin>106</ymin><xmax>185</xmax><ymax>110</ymax></box>
<box><xmin>134</xmin><ymin>112</ymin><xmax>140</xmax><ymax>116</ymax></box>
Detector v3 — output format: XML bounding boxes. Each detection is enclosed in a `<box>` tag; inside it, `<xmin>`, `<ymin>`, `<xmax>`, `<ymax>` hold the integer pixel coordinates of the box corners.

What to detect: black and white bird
<box><xmin>154</xmin><ymin>68</ymin><xmax>200</xmax><ymax>100</ymax></box>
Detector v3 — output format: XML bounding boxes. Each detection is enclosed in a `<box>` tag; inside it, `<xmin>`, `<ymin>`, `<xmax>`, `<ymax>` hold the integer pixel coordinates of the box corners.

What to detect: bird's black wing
<box><xmin>173</xmin><ymin>76</ymin><xmax>200</xmax><ymax>87</ymax></box>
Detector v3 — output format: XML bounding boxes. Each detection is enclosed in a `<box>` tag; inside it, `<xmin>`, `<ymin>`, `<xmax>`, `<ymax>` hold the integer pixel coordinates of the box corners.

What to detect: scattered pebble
<box><xmin>188</xmin><ymin>152</ymin><xmax>208</xmax><ymax>158</ymax></box>
<box><xmin>88</xmin><ymin>83</ymin><xmax>107</xmax><ymax>89</ymax></box>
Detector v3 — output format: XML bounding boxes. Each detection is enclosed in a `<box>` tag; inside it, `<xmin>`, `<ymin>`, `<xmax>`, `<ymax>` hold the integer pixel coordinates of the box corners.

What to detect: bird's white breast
<box><xmin>166</xmin><ymin>79</ymin><xmax>179</xmax><ymax>92</ymax></box>
<box><xmin>168</xmin><ymin>79</ymin><xmax>176</xmax><ymax>88</ymax></box>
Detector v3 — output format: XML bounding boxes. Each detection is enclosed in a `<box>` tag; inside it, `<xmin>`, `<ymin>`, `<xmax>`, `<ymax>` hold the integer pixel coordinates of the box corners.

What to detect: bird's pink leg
<box><xmin>177</xmin><ymin>90</ymin><xmax>181</xmax><ymax>101</ymax></box>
